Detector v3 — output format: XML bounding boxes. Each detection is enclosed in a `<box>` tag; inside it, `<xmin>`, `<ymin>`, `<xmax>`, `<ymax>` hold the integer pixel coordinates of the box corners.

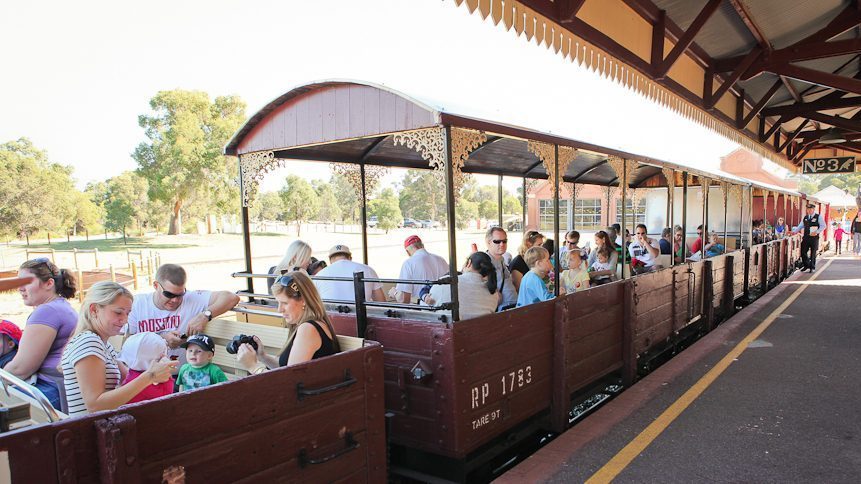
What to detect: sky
<box><xmin>0</xmin><ymin>0</ymin><xmax>785</xmax><ymax>191</ymax></box>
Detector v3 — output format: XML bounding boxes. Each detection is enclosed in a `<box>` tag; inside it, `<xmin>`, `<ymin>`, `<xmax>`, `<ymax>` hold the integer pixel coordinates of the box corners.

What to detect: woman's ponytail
<box><xmin>57</xmin><ymin>269</ymin><xmax>78</xmax><ymax>299</ymax></box>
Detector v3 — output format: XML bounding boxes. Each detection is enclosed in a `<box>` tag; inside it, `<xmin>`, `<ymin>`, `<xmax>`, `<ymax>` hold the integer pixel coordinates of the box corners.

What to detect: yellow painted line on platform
<box><xmin>586</xmin><ymin>258</ymin><xmax>835</xmax><ymax>484</ymax></box>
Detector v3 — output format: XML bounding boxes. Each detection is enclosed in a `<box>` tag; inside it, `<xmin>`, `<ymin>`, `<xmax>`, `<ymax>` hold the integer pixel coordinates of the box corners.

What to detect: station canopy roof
<box><xmin>225</xmin><ymin>80</ymin><xmax>807</xmax><ymax>206</ymax></box>
<box><xmin>448</xmin><ymin>0</ymin><xmax>861</xmax><ymax>171</ymax></box>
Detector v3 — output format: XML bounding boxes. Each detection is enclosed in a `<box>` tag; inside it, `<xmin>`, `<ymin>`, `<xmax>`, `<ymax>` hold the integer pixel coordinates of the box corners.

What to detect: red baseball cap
<box><xmin>0</xmin><ymin>320</ymin><xmax>23</xmax><ymax>344</ymax></box>
<box><xmin>404</xmin><ymin>235</ymin><xmax>422</xmax><ymax>249</ymax></box>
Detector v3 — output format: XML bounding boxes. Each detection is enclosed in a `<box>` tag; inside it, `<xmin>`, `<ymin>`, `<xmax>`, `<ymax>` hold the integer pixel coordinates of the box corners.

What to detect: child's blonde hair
<box><xmin>567</xmin><ymin>249</ymin><xmax>583</xmax><ymax>265</ymax></box>
<box><xmin>524</xmin><ymin>246</ymin><xmax>549</xmax><ymax>267</ymax></box>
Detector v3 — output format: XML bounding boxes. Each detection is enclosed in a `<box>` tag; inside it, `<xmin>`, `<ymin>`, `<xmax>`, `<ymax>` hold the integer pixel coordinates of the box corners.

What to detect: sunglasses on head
<box><xmin>157</xmin><ymin>282</ymin><xmax>186</xmax><ymax>299</ymax></box>
<box><xmin>276</xmin><ymin>274</ymin><xmax>301</xmax><ymax>295</ymax></box>
<box><xmin>492</xmin><ymin>239</ymin><xmax>508</xmax><ymax>245</ymax></box>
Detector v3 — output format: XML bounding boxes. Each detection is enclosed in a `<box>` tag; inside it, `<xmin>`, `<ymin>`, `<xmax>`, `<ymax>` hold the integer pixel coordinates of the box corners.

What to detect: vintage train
<box><xmin>0</xmin><ymin>81</ymin><xmax>827</xmax><ymax>483</ymax></box>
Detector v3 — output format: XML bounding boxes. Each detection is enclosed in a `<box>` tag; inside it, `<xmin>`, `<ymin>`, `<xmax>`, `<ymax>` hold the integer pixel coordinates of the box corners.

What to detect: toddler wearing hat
<box><xmin>0</xmin><ymin>320</ymin><xmax>23</xmax><ymax>368</ymax></box>
<box><xmin>118</xmin><ymin>332</ymin><xmax>175</xmax><ymax>404</ymax></box>
<box><xmin>176</xmin><ymin>334</ymin><xmax>227</xmax><ymax>391</ymax></box>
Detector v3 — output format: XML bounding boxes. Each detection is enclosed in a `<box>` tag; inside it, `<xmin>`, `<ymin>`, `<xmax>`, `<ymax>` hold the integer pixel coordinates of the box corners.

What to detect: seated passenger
<box><xmin>559</xmin><ymin>230</ymin><xmax>582</xmax><ymax>269</ymax></box>
<box><xmin>589</xmin><ymin>247</ymin><xmax>616</xmax><ymax>285</ymax></box>
<box><xmin>485</xmin><ymin>227</ymin><xmax>518</xmax><ymax>310</ymax></box>
<box><xmin>587</xmin><ymin>231</ymin><xmax>619</xmax><ymax>278</ymax></box>
<box><xmin>509</xmin><ymin>230</ymin><xmax>544</xmax><ymax>291</ymax></box>
<box><xmin>176</xmin><ymin>334</ymin><xmax>227</xmax><ymax>391</ymax></box>
<box><xmin>704</xmin><ymin>231</ymin><xmax>726</xmax><ymax>258</ymax></box>
<box><xmin>673</xmin><ymin>225</ymin><xmax>689</xmax><ymax>263</ymax></box>
<box><xmin>629</xmin><ymin>224</ymin><xmax>661</xmax><ymax>273</ymax></box>
<box><xmin>691</xmin><ymin>225</ymin><xmax>705</xmax><ymax>255</ymax></box>
<box><xmin>423</xmin><ymin>252</ymin><xmax>498</xmax><ymax>320</ymax></box>
<box><xmin>542</xmin><ymin>238</ymin><xmax>556</xmax><ymax>268</ymax></box>
<box><xmin>6</xmin><ymin>258</ymin><xmax>79</xmax><ymax>411</ymax></box>
<box><xmin>61</xmin><ymin>282</ymin><xmax>176</xmax><ymax>417</ymax></box>
<box><xmin>393</xmin><ymin>235</ymin><xmax>449</xmax><ymax>303</ymax></box>
<box><xmin>659</xmin><ymin>228</ymin><xmax>673</xmax><ymax>255</ymax></box>
<box><xmin>516</xmin><ymin>247</ymin><xmax>553</xmax><ymax>307</ymax></box>
<box><xmin>560</xmin><ymin>250</ymin><xmax>590</xmax><ymax>294</ymax></box>
<box><xmin>118</xmin><ymin>332</ymin><xmax>175</xmax><ymax>404</ymax></box>
<box><xmin>267</xmin><ymin>239</ymin><xmax>314</xmax><ymax>293</ymax></box>
<box><xmin>314</xmin><ymin>244</ymin><xmax>385</xmax><ymax>303</ymax></box>
<box><xmin>236</xmin><ymin>272</ymin><xmax>340</xmax><ymax>374</ymax></box>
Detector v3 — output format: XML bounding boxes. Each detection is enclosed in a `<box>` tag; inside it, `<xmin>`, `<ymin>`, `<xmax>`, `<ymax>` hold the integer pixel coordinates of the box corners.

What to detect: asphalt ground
<box><xmin>498</xmin><ymin>253</ymin><xmax>861</xmax><ymax>483</ymax></box>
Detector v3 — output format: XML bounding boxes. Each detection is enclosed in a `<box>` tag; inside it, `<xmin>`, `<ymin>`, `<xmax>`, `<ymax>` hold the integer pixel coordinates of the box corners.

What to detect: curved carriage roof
<box><xmin>225</xmin><ymin>79</ymin><xmax>805</xmax><ymax>196</ymax></box>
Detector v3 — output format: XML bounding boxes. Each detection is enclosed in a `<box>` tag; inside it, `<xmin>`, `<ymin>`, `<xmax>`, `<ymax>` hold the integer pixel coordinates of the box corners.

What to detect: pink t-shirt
<box><xmin>123</xmin><ymin>369</ymin><xmax>174</xmax><ymax>404</ymax></box>
<box><xmin>27</xmin><ymin>298</ymin><xmax>77</xmax><ymax>374</ymax></box>
<box><xmin>835</xmin><ymin>228</ymin><xmax>845</xmax><ymax>241</ymax></box>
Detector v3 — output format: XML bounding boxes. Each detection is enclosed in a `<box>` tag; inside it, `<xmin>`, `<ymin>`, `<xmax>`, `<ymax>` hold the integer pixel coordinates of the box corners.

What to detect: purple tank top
<box><xmin>27</xmin><ymin>298</ymin><xmax>78</xmax><ymax>374</ymax></box>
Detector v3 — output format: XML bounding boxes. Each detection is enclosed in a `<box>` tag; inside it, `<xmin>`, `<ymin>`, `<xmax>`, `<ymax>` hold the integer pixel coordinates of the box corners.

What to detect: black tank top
<box><xmin>279</xmin><ymin>320</ymin><xmax>337</xmax><ymax>367</ymax></box>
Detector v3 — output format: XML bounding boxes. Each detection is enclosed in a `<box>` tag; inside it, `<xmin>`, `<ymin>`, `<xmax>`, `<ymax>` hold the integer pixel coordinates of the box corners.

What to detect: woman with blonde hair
<box><xmin>237</xmin><ymin>271</ymin><xmax>340</xmax><ymax>373</ymax></box>
<box><xmin>60</xmin><ymin>282</ymin><xmax>176</xmax><ymax>417</ymax></box>
<box><xmin>508</xmin><ymin>230</ymin><xmax>544</xmax><ymax>291</ymax></box>
<box><xmin>267</xmin><ymin>240</ymin><xmax>314</xmax><ymax>294</ymax></box>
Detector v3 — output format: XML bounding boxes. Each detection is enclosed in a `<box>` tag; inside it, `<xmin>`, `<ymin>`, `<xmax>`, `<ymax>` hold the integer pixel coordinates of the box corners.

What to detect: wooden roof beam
<box><xmin>707</xmin><ymin>47</ymin><xmax>762</xmax><ymax>109</ymax></box>
<box><xmin>805</xmin><ymin>112</ymin><xmax>861</xmax><ymax>132</ymax></box>
<box><xmin>728</xmin><ymin>0</ymin><xmax>772</xmax><ymax>52</ymax></box>
<box><xmin>741</xmin><ymin>80</ymin><xmax>782</xmax><ymax>127</ymax></box>
<box><xmin>654</xmin><ymin>0</ymin><xmax>722</xmax><ymax>79</ymax></box>
<box><xmin>774</xmin><ymin>64</ymin><xmax>861</xmax><ymax>95</ymax></box>
<box><xmin>796</xmin><ymin>3</ymin><xmax>861</xmax><ymax>45</ymax></box>
<box><xmin>777</xmin><ymin>119</ymin><xmax>810</xmax><ymax>153</ymax></box>
<box><xmin>761</xmin><ymin>95</ymin><xmax>861</xmax><ymax>117</ymax></box>
<box><xmin>556</xmin><ymin>0</ymin><xmax>586</xmax><ymax>24</ymax></box>
<box><xmin>798</xmin><ymin>129</ymin><xmax>861</xmax><ymax>140</ymax></box>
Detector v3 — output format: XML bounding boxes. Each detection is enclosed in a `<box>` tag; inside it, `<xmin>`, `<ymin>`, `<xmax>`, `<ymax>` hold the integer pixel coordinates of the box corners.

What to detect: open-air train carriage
<box><xmin>224</xmin><ymin>80</ymin><xmax>822</xmax><ymax>481</ymax></box>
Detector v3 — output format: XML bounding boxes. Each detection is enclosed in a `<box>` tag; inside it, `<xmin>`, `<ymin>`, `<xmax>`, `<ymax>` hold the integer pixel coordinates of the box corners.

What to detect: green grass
<box><xmin>23</xmin><ymin>237</ymin><xmax>197</xmax><ymax>252</ymax></box>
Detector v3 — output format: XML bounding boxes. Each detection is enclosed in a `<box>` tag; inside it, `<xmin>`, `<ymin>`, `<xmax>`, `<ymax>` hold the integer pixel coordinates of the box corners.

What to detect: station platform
<box><xmin>499</xmin><ymin>253</ymin><xmax>861</xmax><ymax>483</ymax></box>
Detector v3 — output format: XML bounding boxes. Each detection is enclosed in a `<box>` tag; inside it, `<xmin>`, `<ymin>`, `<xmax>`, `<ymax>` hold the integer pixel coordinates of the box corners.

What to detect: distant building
<box><xmin>719</xmin><ymin>148</ymin><xmax>797</xmax><ymax>190</ymax></box>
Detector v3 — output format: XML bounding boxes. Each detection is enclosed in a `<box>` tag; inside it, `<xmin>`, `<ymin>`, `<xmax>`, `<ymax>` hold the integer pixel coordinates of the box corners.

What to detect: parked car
<box><xmin>402</xmin><ymin>218</ymin><xmax>419</xmax><ymax>228</ymax></box>
<box><xmin>368</xmin><ymin>215</ymin><xmax>378</xmax><ymax>228</ymax></box>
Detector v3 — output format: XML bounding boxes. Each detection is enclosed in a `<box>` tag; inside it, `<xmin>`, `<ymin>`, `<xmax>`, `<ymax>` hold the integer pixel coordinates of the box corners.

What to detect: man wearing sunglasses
<box><xmin>485</xmin><ymin>226</ymin><xmax>518</xmax><ymax>310</ymax></box>
<box><xmin>122</xmin><ymin>264</ymin><xmax>240</xmax><ymax>361</ymax></box>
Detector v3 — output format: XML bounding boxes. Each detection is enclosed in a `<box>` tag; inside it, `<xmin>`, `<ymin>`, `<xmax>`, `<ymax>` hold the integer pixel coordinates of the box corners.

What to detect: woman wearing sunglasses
<box><xmin>5</xmin><ymin>258</ymin><xmax>78</xmax><ymax>411</ymax></box>
<box><xmin>236</xmin><ymin>271</ymin><xmax>340</xmax><ymax>373</ymax></box>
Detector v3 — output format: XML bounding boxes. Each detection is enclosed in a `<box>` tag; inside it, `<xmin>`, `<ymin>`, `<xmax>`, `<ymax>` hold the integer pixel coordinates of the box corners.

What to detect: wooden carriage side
<box><xmin>0</xmin><ymin>342</ymin><xmax>386</xmax><ymax>483</ymax></box>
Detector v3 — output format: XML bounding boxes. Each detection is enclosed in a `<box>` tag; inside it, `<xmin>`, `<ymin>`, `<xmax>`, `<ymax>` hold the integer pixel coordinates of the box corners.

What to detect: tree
<box><xmin>279</xmin><ymin>175</ymin><xmax>319</xmax><ymax>236</ymax></box>
<box><xmin>455</xmin><ymin>198</ymin><xmax>479</xmax><ymax>229</ymax></box>
<box><xmin>133</xmin><ymin>90</ymin><xmax>246</xmax><ymax>234</ymax></box>
<box><xmin>313</xmin><ymin>180</ymin><xmax>342</xmax><ymax>222</ymax></box>
<box><xmin>0</xmin><ymin>138</ymin><xmax>78</xmax><ymax>240</ymax></box>
<box><xmin>399</xmin><ymin>170</ymin><xmax>444</xmax><ymax>220</ymax></box>
<box><xmin>249</xmin><ymin>191</ymin><xmax>283</xmax><ymax>221</ymax></box>
<box><xmin>368</xmin><ymin>188</ymin><xmax>402</xmax><ymax>233</ymax></box>
<box><xmin>330</xmin><ymin>174</ymin><xmax>360</xmax><ymax>223</ymax></box>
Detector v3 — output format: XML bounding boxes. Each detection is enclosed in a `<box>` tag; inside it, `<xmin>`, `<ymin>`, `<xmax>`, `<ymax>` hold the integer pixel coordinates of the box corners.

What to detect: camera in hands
<box><xmin>226</xmin><ymin>334</ymin><xmax>259</xmax><ymax>354</ymax></box>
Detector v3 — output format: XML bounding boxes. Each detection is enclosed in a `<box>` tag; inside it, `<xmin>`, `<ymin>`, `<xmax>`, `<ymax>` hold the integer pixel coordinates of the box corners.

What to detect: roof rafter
<box><xmin>774</xmin><ymin>64</ymin><xmax>861</xmax><ymax>95</ymax></box>
<box><xmin>761</xmin><ymin>95</ymin><xmax>861</xmax><ymax>117</ymax></box>
<box><xmin>654</xmin><ymin>0</ymin><xmax>722</xmax><ymax>79</ymax></box>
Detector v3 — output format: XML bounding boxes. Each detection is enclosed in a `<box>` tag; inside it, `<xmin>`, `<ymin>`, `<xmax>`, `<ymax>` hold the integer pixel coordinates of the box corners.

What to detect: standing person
<box><xmin>852</xmin><ymin>212</ymin><xmax>861</xmax><ymax>256</ymax></box>
<box><xmin>393</xmin><ymin>235</ymin><xmax>449</xmax><ymax>303</ymax></box>
<box><xmin>423</xmin><ymin>251</ymin><xmax>499</xmax><ymax>320</ymax></box>
<box><xmin>7</xmin><ymin>258</ymin><xmax>78</xmax><ymax>411</ymax></box>
<box><xmin>516</xmin><ymin>247</ymin><xmax>554</xmax><ymax>307</ymax></box>
<box><xmin>509</xmin><ymin>230</ymin><xmax>544</xmax><ymax>290</ymax></box>
<box><xmin>236</xmin><ymin>272</ymin><xmax>340</xmax><ymax>373</ymax></box>
<box><xmin>833</xmin><ymin>223</ymin><xmax>846</xmax><ymax>255</ymax></box>
<box><xmin>314</xmin><ymin>244</ymin><xmax>386</xmax><ymax>303</ymax></box>
<box><xmin>795</xmin><ymin>203</ymin><xmax>822</xmax><ymax>272</ymax></box>
<box><xmin>485</xmin><ymin>227</ymin><xmax>518</xmax><ymax>310</ymax></box>
<box><xmin>61</xmin><ymin>282</ymin><xmax>176</xmax><ymax>417</ymax></box>
<box><xmin>123</xmin><ymin>264</ymin><xmax>240</xmax><ymax>362</ymax></box>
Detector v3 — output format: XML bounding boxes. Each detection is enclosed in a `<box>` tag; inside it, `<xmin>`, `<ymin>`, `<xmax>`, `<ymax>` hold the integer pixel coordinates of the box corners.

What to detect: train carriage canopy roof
<box><xmin>225</xmin><ymin>79</ymin><xmax>807</xmax><ymax>198</ymax></box>
<box><xmin>446</xmin><ymin>0</ymin><xmax>861</xmax><ymax>171</ymax></box>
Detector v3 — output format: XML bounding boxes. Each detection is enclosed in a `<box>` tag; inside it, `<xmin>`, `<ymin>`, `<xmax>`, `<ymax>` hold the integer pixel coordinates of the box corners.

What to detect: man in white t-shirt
<box><xmin>394</xmin><ymin>235</ymin><xmax>449</xmax><ymax>303</ymax></box>
<box><xmin>628</xmin><ymin>224</ymin><xmax>661</xmax><ymax>270</ymax></box>
<box><xmin>123</xmin><ymin>264</ymin><xmax>240</xmax><ymax>360</ymax></box>
<box><xmin>315</xmin><ymin>244</ymin><xmax>386</xmax><ymax>303</ymax></box>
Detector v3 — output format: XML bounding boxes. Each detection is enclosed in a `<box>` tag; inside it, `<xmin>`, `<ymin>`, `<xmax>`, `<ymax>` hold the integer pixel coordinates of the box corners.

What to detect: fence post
<box><xmin>94</xmin><ymin>248</ymin><xmax>99</xmax><ymax>269</ymax></box>
<box><xmin>73</xmin><ymin>248</ymin><xmax>79</xmax><ymax>271</ymax></box>
<box><xmin>146</xmin><ymin>257</ymin><xmax>153</xmax><ymax>284</ymax></box>
<box><xmin>127</xmin><ymin>250</ymin><xmax>132</xmax><ymax>270</ymax></box>
<box><xmin>77</xmin><ymin>270</ymin><xmax>84</xmax><ymax>302</ymax></box>
<box><xmin>110</xmin><ymin>265</ymin><xmax>116</xmax><ymax>283</ymax></box>
<box><xmin>50</xmin><ymin>248</ymin><xmax>56</xmax><ymax>263</ymax></box>
<box><xmin>132</xmin><ymin>264</ymin><xmax>139</xmax><ymax>290</ymax></box>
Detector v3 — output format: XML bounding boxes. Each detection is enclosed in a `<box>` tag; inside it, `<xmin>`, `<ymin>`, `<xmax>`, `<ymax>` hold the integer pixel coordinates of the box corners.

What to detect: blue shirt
<box><xmin>516</xmin><ymin>270</ymin><xmax>553</xmax><ymax>307</ymax></box>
